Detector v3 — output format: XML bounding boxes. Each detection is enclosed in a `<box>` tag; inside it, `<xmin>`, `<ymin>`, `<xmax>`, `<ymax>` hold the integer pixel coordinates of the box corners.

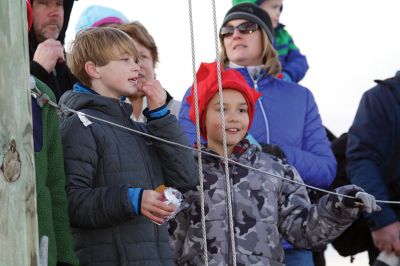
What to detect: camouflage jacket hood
<box><xmin>169</xmin><ymin>140</ymin><xmax>363</xmax><ymax>266</ymax></box>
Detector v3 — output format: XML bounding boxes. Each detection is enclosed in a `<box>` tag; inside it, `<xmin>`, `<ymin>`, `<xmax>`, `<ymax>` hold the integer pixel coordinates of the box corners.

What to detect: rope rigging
<box><xmin>210</xmin><ymin>0</ymin><xmax>237</xmax><ymax>264</ymax></box>
<box><xmin>30</xmin><ymin>87</ymin><xmax>400</xmax><ymax>207</ymax></box>
<box><xmin>187</xmin><ymin>0</ymin><xmax>209</xmax><ymax>263</ymax></box>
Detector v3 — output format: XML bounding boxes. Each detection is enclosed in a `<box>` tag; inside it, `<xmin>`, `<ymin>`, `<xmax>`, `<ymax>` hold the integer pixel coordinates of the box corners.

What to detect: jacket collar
<box><xmin>195</xmin><ymin>138</ymin><xmax>257</xmax><ymax>163</ymax></box>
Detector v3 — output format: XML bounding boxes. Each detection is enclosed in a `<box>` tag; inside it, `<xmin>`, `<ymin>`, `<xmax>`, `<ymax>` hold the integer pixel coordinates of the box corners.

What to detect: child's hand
<box><xmin>354</xmin><ymin>191</ymin><xmax>381</xmax><ymax>213</ymax></box>
<box><xmin>142</xmin><ymin>80</ymin><xmax>167</xmax><ymax>111</ymax></box>
<box><xmin>141</xmin><ymin>189</ymin><xmax>175</xmax><ymax>224</ymax></box>
<box><xmin>336</xmin><ymin>185</ymin><xmax>381</xmax><ymax>213</ymax></box>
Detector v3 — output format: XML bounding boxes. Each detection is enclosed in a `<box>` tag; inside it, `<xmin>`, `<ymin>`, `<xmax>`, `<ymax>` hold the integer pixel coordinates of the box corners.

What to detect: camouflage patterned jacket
<box><xmin>169</xmin><ymin>140</ymin><xmax>363</xmax><ymax>266</ymax></box>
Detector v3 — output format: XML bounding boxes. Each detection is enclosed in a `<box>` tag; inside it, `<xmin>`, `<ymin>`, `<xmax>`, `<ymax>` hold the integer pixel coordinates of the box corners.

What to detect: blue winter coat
<box><xmin>347</xmin><ymin>71</ymin><xmax>400</xmax><ymax>230</ymax></box>
<box><xmin>178</xmin><ymin>67</ymin><xmax>336</xmax><ymax>189</ymax></box>
<box><xmin>274</xmin><ymin>24</ymin><xmax>309</xmax><ymax>83</ymax></box>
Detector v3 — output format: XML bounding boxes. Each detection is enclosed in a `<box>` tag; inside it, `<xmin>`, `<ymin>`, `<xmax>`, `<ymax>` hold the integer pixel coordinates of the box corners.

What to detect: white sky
<box><xmin>65</xmin><ymin>0</ymin><xmax>400</xmax><ymax>137</ymax></box>
<box><xmin>64</xmin><ymin>1</ymin><xmax>400</xmax><ymax>264</ymax></box>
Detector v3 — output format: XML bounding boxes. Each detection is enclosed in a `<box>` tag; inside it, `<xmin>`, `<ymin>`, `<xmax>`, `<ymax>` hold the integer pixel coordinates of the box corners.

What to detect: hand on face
<box><xmin>140</xmin><ymin>189</ymin><xmax>175</xmax><ymax>225</ymax></box>
<box><xmin>372</xmin><ymin>221</ymin><xmax>400</xmax><ymax>256</ymax></box>
<box><xmin>33</xmin><ymin>39</ymin><xmax>64</xmax><ymax>73</ymax></box>
<box><xmin>135</xmin><ymin>77</ymin><xmax>146</xmax><ymax>97</ymax></box>
<box><xmin>141</xmin><ymin>79</ymin><xmax>167</xmax><ymax>110</ymax></box>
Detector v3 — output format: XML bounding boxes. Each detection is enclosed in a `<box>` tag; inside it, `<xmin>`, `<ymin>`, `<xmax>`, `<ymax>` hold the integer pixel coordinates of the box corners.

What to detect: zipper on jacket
<box><xmin>120</xmin><ymin>104</ymin><xmax>160</xmax><ymax>252</ymax></box>
<box><xmin>218</xmin><ymin>159</ymin><xmax>236</xmax><ymax>264</ymax></box>
<box><xmin>246</xmin><ymin>69</ymin><xmax>271</xmax><ymax>144</ymax></box>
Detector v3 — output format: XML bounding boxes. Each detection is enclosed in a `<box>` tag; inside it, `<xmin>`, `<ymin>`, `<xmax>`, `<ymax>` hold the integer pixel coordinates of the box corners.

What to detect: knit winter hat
<box><xmin>187</xmin><ymin>62</ymin><xmax>261</xmax><ymax>139</ymax></box>
<box><xmin>222</xmin><ymin>3</ymin><xmax>273</xmax><ymax>43</ymax></box>
<box><xmin>232</xmin><ymin>0</ymin><xmax>257</xmax><ymax>5</ymax></box>
<box><xmin>232</xmin><ymin>0</ymin><xmax>273</xmax><ymax>7</ymax></box>
<box><xmin>75</xmin><ymin>5</ymin><xmax>128</xmax><ymax>33</ymax></box>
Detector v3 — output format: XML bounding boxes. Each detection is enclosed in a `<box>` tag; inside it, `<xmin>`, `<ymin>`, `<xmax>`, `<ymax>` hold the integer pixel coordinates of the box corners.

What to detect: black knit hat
<box><xmin>222</xmin><ymin>3</ymin><xmax>273</xmax><ymax>43</ymax></box>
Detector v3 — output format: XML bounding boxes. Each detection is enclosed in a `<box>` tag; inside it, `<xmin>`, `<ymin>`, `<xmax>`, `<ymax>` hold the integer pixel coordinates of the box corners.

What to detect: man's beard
<box><xmin>37</xmin><ymin>24</ymin><xmax>61</xmax><ymax>42</ymax></box>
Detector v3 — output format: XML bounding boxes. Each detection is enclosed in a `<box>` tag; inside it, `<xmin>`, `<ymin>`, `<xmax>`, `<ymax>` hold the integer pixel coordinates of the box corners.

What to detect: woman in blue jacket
<box><xmin>178</xmin><ymin>3</ymin><xmax>336</xmax><ymax>265</ymax></box>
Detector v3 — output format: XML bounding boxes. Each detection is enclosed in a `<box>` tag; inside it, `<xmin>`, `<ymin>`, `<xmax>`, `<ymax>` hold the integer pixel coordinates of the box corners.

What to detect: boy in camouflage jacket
<box><xmin>168</xmin><ymin>62</ymin><xmax>381</xmax><ymax>266</ymax></box>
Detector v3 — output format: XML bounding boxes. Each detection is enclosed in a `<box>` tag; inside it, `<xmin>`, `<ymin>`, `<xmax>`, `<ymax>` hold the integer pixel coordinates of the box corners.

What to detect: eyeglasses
<box><xmin>219</xmin><ymin>22</ymin><xmax>259</xmax><ymax>38</ymax></box>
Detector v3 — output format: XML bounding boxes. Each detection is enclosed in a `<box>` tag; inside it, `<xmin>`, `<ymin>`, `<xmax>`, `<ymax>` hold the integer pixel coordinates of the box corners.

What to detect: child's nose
<box><xmin>227</xmin><ymin>112</ymin><xmax>239</xmax><ymax>122</ymax></box>
<box><xmin>131</xmin><ymin>62</ymin><xmax>140</xmax><ymax>72</ymax></box>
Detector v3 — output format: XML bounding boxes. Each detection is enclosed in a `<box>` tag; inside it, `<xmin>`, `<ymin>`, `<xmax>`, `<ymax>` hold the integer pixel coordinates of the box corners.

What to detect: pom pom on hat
<box><xmin>187</xmin><ymin>62</ymin><xmax>261</xmax><ymax>139</ymax></box>
<box><xmin>75</xmin><ymin>5</ymin><xmax>128</xmax><ymax>33</ymax></box>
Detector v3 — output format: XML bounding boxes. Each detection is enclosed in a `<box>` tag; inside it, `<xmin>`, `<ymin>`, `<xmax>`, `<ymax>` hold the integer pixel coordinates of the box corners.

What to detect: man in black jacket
<box><xmin>29</xmin><ymin>0</ymin><xmax>76</xmax><ymax>102</ymax></box>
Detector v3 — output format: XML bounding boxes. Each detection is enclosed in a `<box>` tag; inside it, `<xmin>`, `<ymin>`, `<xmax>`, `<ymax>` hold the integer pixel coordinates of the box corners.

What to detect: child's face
<box><xmin>95</xmin><ymin>54</ymin><xmax>140</xmax><ymax>99</ymax></box>
<box><xmin>260</xmin><ymin>0</ymin><xmax>283</xmax><ymax>29</ymax></box>
<box><xmin>205</xmin><ymin>89</ymin><xmax>249</xmax><ymax>156</ymax></box>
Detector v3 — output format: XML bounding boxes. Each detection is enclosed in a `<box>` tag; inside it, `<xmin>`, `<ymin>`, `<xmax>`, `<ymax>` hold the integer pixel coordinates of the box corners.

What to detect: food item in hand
<box><xmin>155</xmin><ymin>184</ymin><xmax>166</xmax><ymax>193</ymax></box>
<box><xmin>153</xmin><ymin>186</ymin><xmax>183</xmax><ymax>225</ymax></box>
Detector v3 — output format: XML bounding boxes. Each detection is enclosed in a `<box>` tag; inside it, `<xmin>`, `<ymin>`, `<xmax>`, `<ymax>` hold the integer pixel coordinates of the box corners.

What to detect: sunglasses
<box><xmin>219</xmin><ymin>22</ymin><xmax>259</xmax><ymax>38</ymax></box>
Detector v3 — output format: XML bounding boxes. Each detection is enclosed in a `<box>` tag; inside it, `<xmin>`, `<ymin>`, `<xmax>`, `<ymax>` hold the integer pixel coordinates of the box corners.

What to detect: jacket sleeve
<box><xmin>347</xmin><ymin>87</ymin><xmax>397</xmax><ymax>230</ymax></box>
<box><xmin>31</xmin><ymin>61</ymin><xmax>52</xmax><ymax>87</ymax></box>
<box><xmin>178</xmin><ymin>87</ymin><xmax>206</xmax><ymax>146</ymax></box>
<box><xmin>168</xmin><ymin>188</ymin><xmax>199</xmax><ymax>264</ymax></box>
<box><xmin>278</xmin><ymin>90</ymin><xmax>336</xmax><ymax>188</ymax></box>
<box><xmin>168</xmin><ymin>205</ymin><xmax>190</xmax><ymax>262</ymax></box>
<box><xmin>277</xmin><ymin>29</ymin><xmax>309</xmax><ymax>83</ymax></box>
<box><xmin>147</xmin><ymin>113</ymin><xmax>198</xmax><ymax>192</ymax></box>
<box><xmin>61</xmin><ymin>116</ymin><xmax>136</xmax><ymax>229</ymax></box>
<box><xmin>278</xmin><ymin>166</ymin><xmax>360</xmax><ymax>249</ymax></box>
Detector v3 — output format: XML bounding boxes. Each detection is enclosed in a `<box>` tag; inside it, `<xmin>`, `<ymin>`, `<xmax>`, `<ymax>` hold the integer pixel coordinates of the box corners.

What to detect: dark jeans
<box><xmin>285</xmin><ymin>249</ymin><xmax>314</xmax><ymax>266</ymax></box>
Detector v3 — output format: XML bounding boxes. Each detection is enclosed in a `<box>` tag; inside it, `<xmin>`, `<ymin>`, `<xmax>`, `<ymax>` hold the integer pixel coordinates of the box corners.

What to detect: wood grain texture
<box><xmin>0</xmin><ymin>0</ymin><xmax>39</xmax><ymax>265</ymax></box>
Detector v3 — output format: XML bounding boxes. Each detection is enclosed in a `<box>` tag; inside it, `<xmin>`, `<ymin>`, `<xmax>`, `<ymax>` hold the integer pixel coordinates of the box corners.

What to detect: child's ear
<box><xmin>85</xmin><ymin>61</ymin><xmax>100</xmax><ymax>79</ymax></box>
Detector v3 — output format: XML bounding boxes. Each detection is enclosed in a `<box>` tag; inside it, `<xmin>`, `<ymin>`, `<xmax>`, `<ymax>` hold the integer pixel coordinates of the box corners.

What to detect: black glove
<box><xmin>261</xmin><ymin>144</ymin><xmax>286</xmax><ymax>160</ymax></box>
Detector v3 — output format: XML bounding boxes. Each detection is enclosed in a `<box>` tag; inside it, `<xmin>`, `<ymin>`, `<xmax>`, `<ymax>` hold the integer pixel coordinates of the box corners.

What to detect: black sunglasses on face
<box><xmin>219</xmin><ymin>22</ymin><xmax>259</xmax><ymax>38</ymax></box>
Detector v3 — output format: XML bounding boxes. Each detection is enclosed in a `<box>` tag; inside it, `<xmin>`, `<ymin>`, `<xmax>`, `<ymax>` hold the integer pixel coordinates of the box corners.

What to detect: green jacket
<box><xmin>33</xmin><ymin>78</ymin><xmax>78</xmax><ymax>266</ymax></box>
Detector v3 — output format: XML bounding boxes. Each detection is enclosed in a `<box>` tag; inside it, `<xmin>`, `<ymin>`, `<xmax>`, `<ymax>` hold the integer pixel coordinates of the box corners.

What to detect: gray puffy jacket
<box><xmin>169</xmin><ymin>140</ymin><xmax>362</xmax><ymax>266</ymax></box>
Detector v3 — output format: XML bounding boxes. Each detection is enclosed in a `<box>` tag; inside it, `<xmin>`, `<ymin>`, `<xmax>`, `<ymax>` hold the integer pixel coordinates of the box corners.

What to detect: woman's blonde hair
<box><xmin>67</xmin><ymin>27</ymin><xmax>139</xmax><ymax>87</ymax></box>
<box><xmin>220</xmin><ymin>30</ymin><xmax>281</xmax><ymax>76</ymax></box>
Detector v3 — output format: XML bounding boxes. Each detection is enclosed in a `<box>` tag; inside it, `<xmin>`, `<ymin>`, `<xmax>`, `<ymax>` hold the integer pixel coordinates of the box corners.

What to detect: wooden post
<box><xmin>0</xmin><ymin>0</ymin><xmax>40</xmax><ymax>265</ymax></box>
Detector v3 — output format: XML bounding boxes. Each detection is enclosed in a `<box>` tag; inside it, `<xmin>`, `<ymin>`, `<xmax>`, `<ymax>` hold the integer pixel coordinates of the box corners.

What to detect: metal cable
<box><xmin>32</xmin><ymin>88</ymin><xmax>400</xmax><ymax>206</ymax></box>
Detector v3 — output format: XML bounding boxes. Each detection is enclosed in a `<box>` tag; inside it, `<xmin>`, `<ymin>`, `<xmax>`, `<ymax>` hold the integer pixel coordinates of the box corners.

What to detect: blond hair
<box><xmin>67</xmin><ymin>27</ymin><xmax>139</xmax><ymax>87</ymax></box>
<box><xmin>220</xmin><ymin>30</ymin><xmax>281</xmax><ymax>76</ymax></box>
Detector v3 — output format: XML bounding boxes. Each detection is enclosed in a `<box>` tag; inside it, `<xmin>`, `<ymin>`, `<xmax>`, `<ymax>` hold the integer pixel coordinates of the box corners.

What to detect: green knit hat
<box><xmin>232</xmin><ymin>0</ymin><xmax>257</xmax><ymax>6</ymax></box>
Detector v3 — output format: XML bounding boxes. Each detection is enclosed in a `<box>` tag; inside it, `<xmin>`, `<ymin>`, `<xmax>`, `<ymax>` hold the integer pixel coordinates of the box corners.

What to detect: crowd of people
<box><xmin>23</xmin><ymin>0</ymin><xmax>400</xmax><ymax>265</ymax></box>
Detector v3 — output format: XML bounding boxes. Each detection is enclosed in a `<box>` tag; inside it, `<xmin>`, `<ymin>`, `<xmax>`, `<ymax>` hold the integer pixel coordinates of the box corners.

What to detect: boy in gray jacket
<box><xmin>169</xmin><ymin>61</ymin><xmax>380</xmax><ymax>265</ymax></box>
<box><xmin>61</xmin><ymin>27</ymin><xmax>197</xmax><ymax>266</ymax></box>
